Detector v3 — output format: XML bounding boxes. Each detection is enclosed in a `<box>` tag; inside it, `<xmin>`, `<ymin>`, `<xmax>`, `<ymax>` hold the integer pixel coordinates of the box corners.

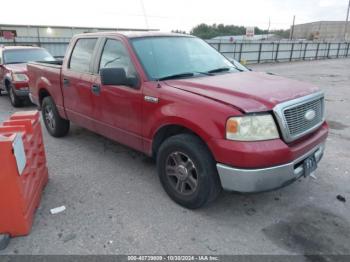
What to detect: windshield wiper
<box><xmin>6</xmin><ymin>61</ymin><xmax>27</xmax><ymax>64</ymax></box>
<box><xmin>208</xmin><ymin>66</ymin><xmax>244</xmax><ymax>74</ymax></box>
<box><xmin>157</xmin><ymin>72</ymin><xmax>195</xmax><ymax>81</ymax></box>
<box><xmin>207</xmin><ymin>67</ymin><xmax>232</xmax><ymax>74</ymax></box>
<box><xmin>157</xmin><ymin>71</ymin><xmax>214</xmax><ymax>81</ymax></box>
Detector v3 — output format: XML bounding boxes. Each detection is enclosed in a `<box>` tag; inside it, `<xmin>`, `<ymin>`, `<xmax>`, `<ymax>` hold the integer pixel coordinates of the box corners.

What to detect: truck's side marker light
<box><xmin>227</xmin><ymin>119</ymin><xmax>238</xmax><ymax>133</ymax></box>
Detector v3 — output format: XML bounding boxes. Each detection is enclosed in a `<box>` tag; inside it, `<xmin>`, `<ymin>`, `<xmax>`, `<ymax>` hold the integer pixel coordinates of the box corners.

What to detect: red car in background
<box><xmin>0</xmin><ymin>46</ymin><xmax>55</xmax><ymax>107</ymax></box>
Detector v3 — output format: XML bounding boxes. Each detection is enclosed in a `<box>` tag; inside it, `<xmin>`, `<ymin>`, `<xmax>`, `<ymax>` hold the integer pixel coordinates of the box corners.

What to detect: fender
<box><xmin>2</xmin><ymin>75</ymin><xmax>12</xmax><ymax>90</ymax></box>
<box><xmin>144</xmin><ymin>116</ymin><xmax>212</xmax><ymax>157</ymax></box>
<box><xmin>145</xmin><ymin>105</ymin><xmax>241</xmax><ymax>156</ymax></box>
<box><xmin>36</xmin><ymin>76</ymin><xmax>68</xmax><ymax>119</ymax></box>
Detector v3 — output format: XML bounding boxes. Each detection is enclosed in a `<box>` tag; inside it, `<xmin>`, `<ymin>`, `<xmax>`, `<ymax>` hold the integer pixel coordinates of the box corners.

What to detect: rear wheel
<box><xmin>42</xmin><ymin>96</ymin><xmax>70</xmax><ymax>137</ymax></box>
<box><xmin>8</xmin><ymin>85</ymin><xmax>23</xmax><ymax>107</ymax></box>
<box><xmin>157</xmin><ymin>134</ymin><xmax>222</xmax><ymax>209</ymax></box>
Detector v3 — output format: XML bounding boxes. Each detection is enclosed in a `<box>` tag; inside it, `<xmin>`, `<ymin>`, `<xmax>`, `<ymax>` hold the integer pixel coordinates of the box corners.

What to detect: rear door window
<box><xmin>69</xmin><ymin>38</ymin><xmax>97</xmax><ymax>73</ymax></box>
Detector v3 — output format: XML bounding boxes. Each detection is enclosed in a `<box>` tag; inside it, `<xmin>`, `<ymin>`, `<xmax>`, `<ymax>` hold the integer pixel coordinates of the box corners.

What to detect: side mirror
<box><xmin>100</xmin><ymin>67</ymin><xmax>139</xmax><ymax>88</ymax></box>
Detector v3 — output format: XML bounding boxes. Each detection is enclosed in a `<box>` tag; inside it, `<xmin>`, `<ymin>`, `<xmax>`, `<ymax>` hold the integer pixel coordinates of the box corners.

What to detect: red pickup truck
<box><xmin>28</xmin><ymin>32</ymin><xmax>328</xmax><ymax>209</ymax></box>
<box><xmin>0</xmin><ymin>46</ymin><xmax>55</xmax><ymax>107</ymax></box>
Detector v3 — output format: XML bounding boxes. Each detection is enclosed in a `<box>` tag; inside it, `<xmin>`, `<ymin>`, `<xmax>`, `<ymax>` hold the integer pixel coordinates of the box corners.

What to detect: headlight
<box><xmin>226</xmin><ymin>114</ymin><xmax>279</xmax><ymax>141</ymax></box>
<box><xmin>12</xmin><ymin>73</ymin><xmax>29</xmax><ymax>82</ymax></box>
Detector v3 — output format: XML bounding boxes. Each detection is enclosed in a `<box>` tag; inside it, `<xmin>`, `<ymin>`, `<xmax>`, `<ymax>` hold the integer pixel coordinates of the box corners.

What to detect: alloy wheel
<box><xmin>165</xmin><ymin>151</ymin><xmax>199</xmax><ymax>195</ymax></box>
<box><xmin>44</xmin><ymin>105</ymin><xmax>56</xmax><ymax>130</ymax></box>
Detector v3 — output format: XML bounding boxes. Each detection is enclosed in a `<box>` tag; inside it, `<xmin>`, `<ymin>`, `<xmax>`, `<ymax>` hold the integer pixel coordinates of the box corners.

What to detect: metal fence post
<box><xmin>36</xmin><ymin>27</ymin><xmax>41</xmax><ymax>47</ymax></box>
<box><xmin>336</xmin><ymin>43</ymin><xmax>341</xmax><ymax>58</ymax></box>
<box><xmin>275</xmin><ymin>42</ymin><xmax>280</xmax><ymax>62</ymax></box>
<box><xmin>327</xmin><ymin>43</ymin><xmax>331</xmax><ymax>58</ymax></box>
<box><xmin>290</xmin><ymin>43</ymin><xmax>295</xmax><ymax>61</ymax></box>
<box><xmin>315</xmin><ymin>43</ymin><xmax>320</xmax><ymax>60</ymax></box>
<box><xmin>238</xmin><ymin>43</ymin><xmax>243</xmax><ymax>62</ymax></box>
<box><xmin>232</xmin><ymin>43</ymin><xmax>236</xmax><ymax>59</ymax></box>
<box><xmin>303</xmin><ymin>43</ymin><xmax>308</xmax><ymax>60</ymax></box>
<box><xmin>257</xmin><ymin>42</ymin><xmax>262</xmax><ymax>63</ymax></box>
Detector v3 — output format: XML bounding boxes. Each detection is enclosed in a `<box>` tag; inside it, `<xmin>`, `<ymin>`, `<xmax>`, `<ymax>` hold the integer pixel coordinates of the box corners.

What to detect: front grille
<box><xmin>273</xmin><ymin>92</ymin><xmax>325</xmax><ymax>143</ymax></box>
<box><xmin>284</xmin><ymin>97</ymin><xmax>324</xmax><ymax>136</ymax></box>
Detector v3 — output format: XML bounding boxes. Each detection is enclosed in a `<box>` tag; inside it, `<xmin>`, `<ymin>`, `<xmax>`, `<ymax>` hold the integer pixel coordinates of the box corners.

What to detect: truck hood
<box><xmin>165</xmin><ymin>71</ymin><xmax>319</xmax><ymax>113</ymax></box>
<box><xmin>4</xmin><ymin>63</ymin><xmax>28</xmax><ymax>74</ymax></box>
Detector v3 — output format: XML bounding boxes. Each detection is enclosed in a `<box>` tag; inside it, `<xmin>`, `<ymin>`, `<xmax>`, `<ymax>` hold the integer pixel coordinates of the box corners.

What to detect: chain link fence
<box><xmin>1</xmin><ymin>37</ymin><xmax>350</xmax><ymax>64</ymax></box>
<box><xmin>207</xmin><ymin>40</ymin><xmax>350</xmax><ymax>64</ymax></box>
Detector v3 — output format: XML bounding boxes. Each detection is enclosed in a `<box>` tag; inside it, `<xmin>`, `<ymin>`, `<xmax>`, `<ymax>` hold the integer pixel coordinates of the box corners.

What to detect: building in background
<box><xmin>0</xmin><ymin>24</ymin><xmax>158</xmax><ymax>56</ymax></box>
<box><xmin>0</xmin><ymin>24</ymin><xmax>157</xmax><ymax>38</ymax></box>
<box><xmin>292</xmin><ymin>21</ymin><xmax>350</xmax><ymax>41</ymax></box>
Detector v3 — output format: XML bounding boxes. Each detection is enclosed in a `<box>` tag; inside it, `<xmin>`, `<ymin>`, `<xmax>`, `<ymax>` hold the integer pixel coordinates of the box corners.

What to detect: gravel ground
<box><xmin>0</xmin><ymin>58</ymin><xmax>349</xmax><ymax>256</ymax></box>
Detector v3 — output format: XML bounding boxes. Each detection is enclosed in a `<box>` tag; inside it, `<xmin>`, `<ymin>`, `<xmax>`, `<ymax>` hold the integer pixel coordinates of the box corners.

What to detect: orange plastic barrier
<box><xmin>0</xmin><ymin>111</ymin><xmax>48</xmax><ymax>241</ymax></box>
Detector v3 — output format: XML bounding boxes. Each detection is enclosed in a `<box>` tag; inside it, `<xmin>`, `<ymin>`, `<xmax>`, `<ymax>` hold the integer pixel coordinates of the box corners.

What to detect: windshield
<box><xmin>3</xmin><ymin>49</ymin><xmax>55</xmax><ymax>64</ymax></box>
<box><xmin>131</xmin><ymin>36</ymin><xmax>247</xmax><ymax>80</ymax></box>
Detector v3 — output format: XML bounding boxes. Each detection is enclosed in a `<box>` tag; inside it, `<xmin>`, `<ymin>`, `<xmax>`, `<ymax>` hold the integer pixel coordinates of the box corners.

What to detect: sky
<box><xmin>0</xmin><ymin>0</ymin><xmax>349</xmax><ymax>32</ymax></box>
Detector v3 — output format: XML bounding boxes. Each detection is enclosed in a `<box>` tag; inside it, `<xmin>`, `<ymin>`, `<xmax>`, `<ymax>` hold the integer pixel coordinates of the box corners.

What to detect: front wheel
<box><xmin>8</xmin><ymin>86</ymin><xmax>23</xmax><ymax>107</ymax></box>
<box><xmin>42</xmin><ymin>96</ymin><xmax>70</xmax><ymax>137</ymax></box>
<box><xmin>157</xmin><ymin>134</ymin><xmax>222</xmax><ymax>209</ymax></box>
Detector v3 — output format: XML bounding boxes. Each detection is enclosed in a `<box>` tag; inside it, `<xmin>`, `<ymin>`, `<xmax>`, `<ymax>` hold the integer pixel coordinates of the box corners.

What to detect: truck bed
<box><xmin>27</xmin><ymin>61</ymin><xmax>65</xmax><ymax>113</ymax></box>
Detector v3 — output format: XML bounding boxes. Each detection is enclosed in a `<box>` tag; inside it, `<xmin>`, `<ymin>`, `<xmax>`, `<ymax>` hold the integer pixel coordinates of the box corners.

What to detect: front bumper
<box><xmin>217</xmin><ymin>143</ymin><xmax>325</xmax><ymax>193</ymax></box>
<box><xmin>29</xmin><ymin>92</ymin><xmax>39</xmax><ymax>106</ymax></box>
<box><xmin>13</xmin><ymin>87</ymin><xmax>29</xmax><ymax>97</ymax></box>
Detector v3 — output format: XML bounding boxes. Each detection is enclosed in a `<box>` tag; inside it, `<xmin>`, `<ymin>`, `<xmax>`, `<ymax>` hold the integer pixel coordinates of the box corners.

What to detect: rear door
<box><xmin>90</xmin><ymin>38</ymin><xmax>143</xmax><ymax>151</ymax></box>
<box><xmin>61</xmin><ymin>37</ymin><xmax>99</xmax><ymax>130</ymax></box>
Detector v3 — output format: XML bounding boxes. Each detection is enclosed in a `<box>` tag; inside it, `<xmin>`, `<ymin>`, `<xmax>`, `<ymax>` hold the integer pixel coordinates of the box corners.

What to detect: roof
<box><xmin>295</xmin><ymin>21</ymin><xmax>350</xmax><ymax>26</ymax></box>
<box><xmin>74</xmin><ymin>31</ymin><xmax>193</xmax><ymax>39</ymax></box>
<box><xmin>0</xmin><ymin>45</ymin><xmax>42</xmax><ymax>50</ymax></box>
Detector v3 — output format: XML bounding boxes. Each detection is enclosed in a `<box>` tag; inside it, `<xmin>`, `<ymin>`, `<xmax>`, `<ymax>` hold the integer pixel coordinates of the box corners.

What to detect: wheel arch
<box><xmin>38</xmin><ymin>88</ymin><xmax>51</xmax><ymax>107</ymax></box>
<box><xmin>151</xmin><ymin>122</ymin><xmax>213</xmax><ymax>160</ymax></box>
<box><xmin>4</xmin><ymin>78</ymin><xmax>11</xmax><ymax>90</ymax></box>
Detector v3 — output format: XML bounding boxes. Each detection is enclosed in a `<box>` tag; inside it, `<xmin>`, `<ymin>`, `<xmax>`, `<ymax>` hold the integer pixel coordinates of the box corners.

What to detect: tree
<box><xmin>270</xmin><ymin>29</ymin><xmax>290</xmax><ymax>38</ymax></box>
<box><xmin>171</xmin><ymin>30</ymin><xmax>187</xmax><ymax>34</ymax></box>
<box><xmin>188</xmin><ymin>23</ymin><xmax>289</xmax><ymax>39</ymax></box>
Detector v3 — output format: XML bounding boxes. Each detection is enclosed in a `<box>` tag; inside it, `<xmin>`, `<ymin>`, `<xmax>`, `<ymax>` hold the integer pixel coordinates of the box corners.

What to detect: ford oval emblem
<box><xmin>305</xmin><ymin>109</ymin><xmax>316</xmax><ymax>121</ymax></box>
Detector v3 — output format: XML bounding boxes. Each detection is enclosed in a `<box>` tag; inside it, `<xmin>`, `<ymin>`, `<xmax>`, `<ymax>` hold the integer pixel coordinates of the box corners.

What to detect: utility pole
<box><xmin>290</xmin><ymin>15</ymin><xmax>296</xmax><ymax>40</ymax></box>
<box><xmin>140</xmin><ymin>0</ymin><xmax>149</xmax><ymax>30</ymax></box>
<box><xmin>345</xmin><ymin>0</ymin><xmax>350</xmax><ymax>41</ymax></box>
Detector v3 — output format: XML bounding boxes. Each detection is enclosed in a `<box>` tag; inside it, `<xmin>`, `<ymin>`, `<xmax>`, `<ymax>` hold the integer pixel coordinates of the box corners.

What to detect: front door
<box><xmin>91</xmin><ymin>38</ymin><xmax>143</xmax><ymax>151</ymax></box>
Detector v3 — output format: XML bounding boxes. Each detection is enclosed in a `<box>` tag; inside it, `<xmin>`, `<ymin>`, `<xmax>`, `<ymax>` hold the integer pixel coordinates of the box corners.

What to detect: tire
<box><xmin>157</xmin><ymin>134</ymin><xmax>222</xmax><ymax>209</ymax></box>
<box><xmin>42</xmin><ymin>96</ymin><xmax>70</xmax><ymax>137</ymax></box>
<box><xmin>8</xmin><ymin>85</ymin><xmax>23</xmax><ymax>107</ymax></box>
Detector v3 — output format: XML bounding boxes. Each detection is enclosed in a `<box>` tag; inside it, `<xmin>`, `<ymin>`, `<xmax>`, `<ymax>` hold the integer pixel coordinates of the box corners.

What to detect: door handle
<box><xmin>63</xmin><ymin>78</ymin><xmax>70</xmax><ymax>87</ymax></box>
<box><xmin>91</xmin><ymin>84</ymin><xmax>101</xmax><ymax>95</ymax></box>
